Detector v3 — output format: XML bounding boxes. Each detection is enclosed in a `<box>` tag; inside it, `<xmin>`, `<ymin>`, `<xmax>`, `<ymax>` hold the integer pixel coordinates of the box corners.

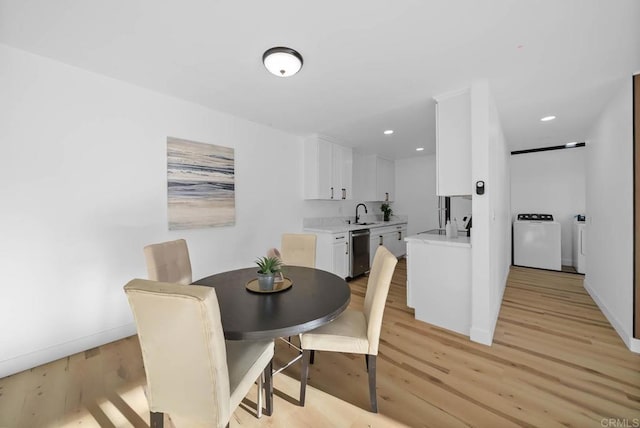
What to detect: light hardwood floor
<box><xmin>1</xmin><ymin>260</ymin><xmax>639</xmax><ymax>427</ymax></box>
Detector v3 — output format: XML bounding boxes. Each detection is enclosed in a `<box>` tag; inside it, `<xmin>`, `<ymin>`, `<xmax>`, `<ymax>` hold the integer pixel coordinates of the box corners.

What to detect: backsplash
<box><xmin>303</xmin><ymin>213</ymin><xmax>408</xmax><ymax>229</ymax></box>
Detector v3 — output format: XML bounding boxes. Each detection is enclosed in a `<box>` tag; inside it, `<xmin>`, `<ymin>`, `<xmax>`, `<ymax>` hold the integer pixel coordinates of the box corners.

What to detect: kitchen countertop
<box><xmin>405</xmin><ymin>233</ymin><xmax>471</xmax><ymax>248</ymax></box>
<box><xmin>304</xmin><ymin>219</ymin><xmax>408</xmax><ymax>234</ymax></box>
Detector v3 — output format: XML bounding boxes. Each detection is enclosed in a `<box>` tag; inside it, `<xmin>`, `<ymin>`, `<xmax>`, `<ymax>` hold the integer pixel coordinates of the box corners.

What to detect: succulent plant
<box><xmin>255</xmin><ymin>256</ymin><xmax>282</xmax><ymax>275</ymax></box>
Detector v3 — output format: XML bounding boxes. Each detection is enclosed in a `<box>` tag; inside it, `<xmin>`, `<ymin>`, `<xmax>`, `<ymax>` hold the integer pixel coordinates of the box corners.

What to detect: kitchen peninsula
<box><xmin>405</xmin><ymin>232</ymin><xmax>471</xmax><ymax>336</ymax></box>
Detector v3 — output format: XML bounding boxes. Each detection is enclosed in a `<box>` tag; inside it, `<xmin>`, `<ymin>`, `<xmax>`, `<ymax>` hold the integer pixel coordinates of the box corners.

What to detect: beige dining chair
<box><xmin>143</xmin><ymin>238</ymin><xmax>192</xmax><ymax>285</ymax></box>
<box><xmin>267</xmin><ymin>233</ymin><xmax>316</xmax><ymax>268</ymax></box>
<box><xmin>298</xmin><ymin>245</ymin><xmax>398</xmax><ymax>413</ymax></box>
<box><xmin>124</xmin><ymin>279</ymin><xmax>274</xmax><ymax>428</ymax></box>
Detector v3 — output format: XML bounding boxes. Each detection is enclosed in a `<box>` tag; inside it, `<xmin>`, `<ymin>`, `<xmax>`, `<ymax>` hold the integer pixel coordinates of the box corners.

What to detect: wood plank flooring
<box><xmin>1</xmin><ymin>260</ymin><xmax>639</xmax><ymax>427</ymax></box>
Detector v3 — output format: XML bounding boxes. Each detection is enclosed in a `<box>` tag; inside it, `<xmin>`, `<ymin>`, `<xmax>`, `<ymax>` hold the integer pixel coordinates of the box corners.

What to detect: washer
<box><xmin>513</xmin><ymin>213</ymin><xmax>561</xmax><ymax>271</ymax></box>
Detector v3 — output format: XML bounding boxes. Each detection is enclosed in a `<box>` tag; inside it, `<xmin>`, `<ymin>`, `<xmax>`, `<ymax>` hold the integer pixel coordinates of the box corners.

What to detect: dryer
<box><xmin>513</xmin><ymin>213</ymin><xmax>562</xmax><ymax>271</ymax></box>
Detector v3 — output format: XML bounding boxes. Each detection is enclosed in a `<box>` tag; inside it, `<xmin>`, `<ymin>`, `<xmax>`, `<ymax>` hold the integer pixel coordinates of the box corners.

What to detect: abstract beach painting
<box><xmin>167</xmin><ymin>137</ymin><xmax>235</xmax><ymax>230</ymax></box>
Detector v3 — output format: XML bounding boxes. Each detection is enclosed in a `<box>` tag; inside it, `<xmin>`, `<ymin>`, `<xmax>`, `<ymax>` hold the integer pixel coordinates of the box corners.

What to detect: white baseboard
<box><xmin>471</xmin><ymin>265</ymin><xmax>509</xmax><ymax>346</ymax></box>
<box><xmin>583</xmin><ymin>280</ymin><xmax>640</xmax><ymax>354</ymax></box>
<box><xmin>0</xmin><ymin>323</ymin><xmax>137</xmax><ymax>378</ymax></box>
<box><xmin>470</xmin><ymin>326</ymin><xmax>493</xmax><ymax>345</ymax></box>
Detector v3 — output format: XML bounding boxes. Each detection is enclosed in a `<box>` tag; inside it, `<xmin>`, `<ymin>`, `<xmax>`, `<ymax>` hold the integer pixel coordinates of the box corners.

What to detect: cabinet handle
<box><xmin>336</xmin><ymin>235</ymin><xmax>345</xmax><ymax>240</ymax></box>
<box><xmin>330</xmin><ymin>187</ymin><xmax>334</xmax><ymax>199</ymax></box>
<box><xmin>345</xmin><ymin>242</ymin><xmax>349</xmax><ymax>255</ymax></box>
<box><xmin>342</xmin><ymin>188</ymin><xmax>346</xmax><ymax>199</ymax></box>
<box><xmin>385</xmin><ymin>192</ymin><xmax>389</xmax><ymax>202</ymax></box>
<box><xmin>398</xmin><ymin>231</ymin><xmax>402</xmax><ymax>240</ymax></box>
<box><xmin>379</xmin><ymin>235</ymin><xmax>383</xmax><ymax>246</ymax></box>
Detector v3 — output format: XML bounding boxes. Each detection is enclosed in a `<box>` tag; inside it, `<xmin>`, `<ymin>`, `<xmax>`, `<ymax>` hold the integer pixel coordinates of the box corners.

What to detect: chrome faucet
<box><xmin>355</xmin><ymin>203</ymin><xmax>368</xmax><ymax>224</ymax></box>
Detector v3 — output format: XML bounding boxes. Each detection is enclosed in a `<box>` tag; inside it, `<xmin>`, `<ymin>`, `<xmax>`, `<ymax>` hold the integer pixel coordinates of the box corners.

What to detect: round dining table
<box><xmin>193</xmin><ymin>266</ymin><xmax>351</xmax><ymax>340</ymax></box>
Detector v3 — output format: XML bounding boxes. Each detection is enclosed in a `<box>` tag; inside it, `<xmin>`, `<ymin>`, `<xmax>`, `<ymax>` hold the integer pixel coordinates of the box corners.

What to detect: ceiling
<box><xmin>1</xmin><ymin>0</ymin><xmax>639</xmax><ymax>158</ymax></box>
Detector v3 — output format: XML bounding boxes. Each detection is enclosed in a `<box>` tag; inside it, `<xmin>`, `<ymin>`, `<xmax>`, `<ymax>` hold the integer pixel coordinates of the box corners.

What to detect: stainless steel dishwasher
<box><xmin>349</xmin><ymin>229</ymin><xmax>370</xmax><ymax>278</ymax></box>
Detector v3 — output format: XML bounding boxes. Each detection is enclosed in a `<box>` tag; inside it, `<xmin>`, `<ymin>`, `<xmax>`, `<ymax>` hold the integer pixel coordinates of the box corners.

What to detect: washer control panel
<box><xmin>517</xmin><ymin>213</ymin><xmax>554</xmax><ymax>221</ymax></box>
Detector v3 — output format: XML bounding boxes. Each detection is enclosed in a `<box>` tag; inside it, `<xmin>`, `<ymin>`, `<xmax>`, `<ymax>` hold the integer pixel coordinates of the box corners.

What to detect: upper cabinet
<box><xmin>434</xmin><ymin>88</ymin><xmax>471</xmax><ymax>196</ymax></box>
<box><xmin>353</xmin><ymin>153</ymin><xmax>395</xmax><ymax>202</ymax></box>
<box><xmin>304</xmin><ymin>135</ymin><xmax>353</xmax><ymax>200</ymax></box>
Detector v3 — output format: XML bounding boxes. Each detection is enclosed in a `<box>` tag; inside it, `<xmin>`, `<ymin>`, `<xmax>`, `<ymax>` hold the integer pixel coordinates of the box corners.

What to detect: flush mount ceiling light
<box><xmin>540</xmin><ymin>115</ymin><xmax>556</xmax><ymax>122</ymax></box>
<box><xmin>262</xmin><ymin>47</ymin><xmax>303</xmax><ymax>77</ymax></box>
<box><xmin>416</xmin><ymin>147</ymin><xmax>425</xmax><ymax>151</ymax></box>
<box><xmin>384</xmin><ymin>129</ymin><xmax>394</xmax><ymax>135</ymax></box>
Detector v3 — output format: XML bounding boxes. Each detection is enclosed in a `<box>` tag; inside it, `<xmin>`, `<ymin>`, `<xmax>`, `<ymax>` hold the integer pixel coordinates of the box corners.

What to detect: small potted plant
<box><xmin>381</xmin><ymin>203</ymin><xmax>393</xmax><ymax>222</ymax></box>
<box><xmin>255</xmin><ymin>256</ymin><xmax>282</xmax><ymax>291</ymax></box>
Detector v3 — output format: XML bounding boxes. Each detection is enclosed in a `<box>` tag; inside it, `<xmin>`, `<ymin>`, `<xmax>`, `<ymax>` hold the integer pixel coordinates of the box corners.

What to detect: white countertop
<box><xmin>304</xmin><ymin>219</ymin><xmax>408</xmax><ymax>234</ymax></box>
<box><xmin>405</xmin><ymin>233</ymin><xmax>471</xmax><ymax>248</ymax></box>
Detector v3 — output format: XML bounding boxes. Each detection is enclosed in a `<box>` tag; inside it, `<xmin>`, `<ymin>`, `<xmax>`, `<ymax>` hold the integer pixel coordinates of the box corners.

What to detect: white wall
<box><xmin>511</xmin><ymin>148</ymin><xmax>586</xmax><ymax>265</ymax></box>
<box><xmin>584</xmin><ymin>76</ymin><xmax>639</xmax><ymax>352</ymax></box>
<box><xmin>394</xmin><ymin>155</ymin><xmax>438</xmax><ymax>236</ymax></box>
<box><xmin>470</xmin><ymin>79</ymin><xmax>511</xmax><ymax>345</ymax></box>
<box><xmin>0</xmin><ymin>44</ymin><xmax>309</xmax><ymax>376</ymax></box>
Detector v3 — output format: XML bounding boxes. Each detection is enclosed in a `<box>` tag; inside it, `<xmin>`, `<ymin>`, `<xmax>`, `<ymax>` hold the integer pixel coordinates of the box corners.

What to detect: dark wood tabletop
<box><xmin>193</xmin><ymin>266</ymin><xmax>351</xmax><ymax>340</ymax></box>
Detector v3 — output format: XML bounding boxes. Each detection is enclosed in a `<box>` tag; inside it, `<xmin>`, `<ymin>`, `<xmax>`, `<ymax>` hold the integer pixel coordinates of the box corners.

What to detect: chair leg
<box><xmin>264</xmin><ymin>360</ymin><xmax>273</xmax><ymax>416</ymax></box>
<box><xmin>366</xmin><ymin>354</ymin><xmax>378</xmax><ymax>413</ymax></box>
<box><xmin>299</xmin><ymin>350</ymin><xmax>311</xmax><ymax>406</ymax></box>
<box><xmin>150</xmin><ymin>411</ymin><xmax>164</xmax><ymax>428</ymax></box>
<box><xmin>310</xmin><ymin>350</ymin><xmax>315</xmax><ymax>365</ymax></box>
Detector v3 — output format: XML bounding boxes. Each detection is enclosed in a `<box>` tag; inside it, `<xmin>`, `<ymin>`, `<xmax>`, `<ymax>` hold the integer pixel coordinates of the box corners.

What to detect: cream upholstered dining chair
<box><xmin>143</xmin><ymin>239</ymin><xmax>192</xmax><ymax>285</ymax></box>
<box><xmin>267</xmin><ymin>233</ymin><xmax>316</xmax><ymax>268</ymax></box>
<box><xmin>124</xmin><ymin>279</ymin><xmax>274</xmax><ymax>428</ymax></box>
<box><xmin>298</xmin><ymin>245</ymin><xmax>397</xmax><ymax>413</ymax></box>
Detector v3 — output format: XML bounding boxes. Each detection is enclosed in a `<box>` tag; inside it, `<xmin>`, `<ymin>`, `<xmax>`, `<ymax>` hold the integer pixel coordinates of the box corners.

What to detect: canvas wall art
<box><xmin>167</xmin><ymin>137</ymin><xmax>235</xmax><ymax>230</ymax></box>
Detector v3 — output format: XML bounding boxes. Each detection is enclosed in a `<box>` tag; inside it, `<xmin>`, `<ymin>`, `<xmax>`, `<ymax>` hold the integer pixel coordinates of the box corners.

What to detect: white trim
<box><xmin>562</xmin><ymin>257</ymin><xmax>573</xmax><ymax>267</ymax></box>
<box><xmin>433</xmin><ymin>86</ymin><xmax>470</xmax><ymax>103</ymax></box>
<box><xmin>583</xmin><ymin>280</ymin><xmax>640</xmax><ymax>354</ymax></box>
<box><xmin>470</xmin><ymin>326</ymin><xmax>493</xmax><ymax>345</ymax></box>
<box><xmin>471</xmin><ymin>265</ymin><xmax>509</xmax><ymax>346</ymax></box>
<box><xmin>0</xmin><ymin>323</ymin><xmax>136</xmax><ymax>378</ymax></box>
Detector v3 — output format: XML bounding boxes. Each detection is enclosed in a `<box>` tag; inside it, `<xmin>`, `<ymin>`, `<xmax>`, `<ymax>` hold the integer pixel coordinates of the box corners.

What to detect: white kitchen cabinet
<box><xmin>405</xmin><ymin>236</ymin><xmax>471</xmax><ymax>336</ymax></box>
<box><xmin>316</xmin><ymin>232</ymin><xmax>349</xmax><ymax>279</ymax></box>
<box><xmin>369</xmin><ymin>223</ymin><xmax>407</xmax><ymax>265</ymax></box>
<box><xmin>369</xmin><ymin>233</ymin><xmax>382</xmax><ymax>267</ymax></box>
<box><xmin>434</xmin><ymin>88</ymin><xmax>471</xmax><ymax>196</ymax></box>
<box><xmin>304</xmin><ymin>135</ymin><xmax>353</xmax><ymax>200</ymax></box>
<box><xmin>376</xmin><ymin>157</ymin><xmax>395</xmax><ymax>202</ymax></box>
<box><xmin>353</xmin><ymin>153</ymin><xmax>395</xmax><ymax>202</ymax></box>
<box><xmin>333</xmin><ymin>144</ymin><xmax>353</xmax><ymax>200</ymax></box>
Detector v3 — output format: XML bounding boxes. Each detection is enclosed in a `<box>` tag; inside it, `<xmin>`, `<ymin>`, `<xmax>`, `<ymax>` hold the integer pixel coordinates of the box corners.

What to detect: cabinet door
<box><xmin>370</xmin><ymin>234</ymin><xmax>382</xmax><ymax>266</ymax></box>
<box><xmin>376</xmin><ymin>157</ymin><xmax>395</xmax><ymax>202</ymax></box>
<box><xmin>332</xmin><ymin>239</ymin><xmax>349</xmax><ymax>279</ymax></box>
<box><xmin>381</xmin><ymin>231</ymin><xmax>397</xmax><ymax>255</ymax></box>
<box><xmin>353</xmin><ymin>153</ymin><xmax>377</xmax><ymax>201</ymax></box>
<box><xmin>435</xmin><ymin>89</ymin><xmax>471</xmax><ymax>196</ymax></box>
<box><xmin>332</xmin><ymin>145</ymin><xmax>353</xmax><ymax>200</ymax></box>
<box><xmin>390</xmin><ymin>227</ymin><xmax>407</xmax><ymax>257</ymax></box>
<box><xmin>304</xmin><ymin>137</ymin><xmax>334</xmax><ymax>199</ymax></box>
<box><xmin>340</xmin><ymin>146</ymin><xmax>353</xmax><ymax>200</ymax></box>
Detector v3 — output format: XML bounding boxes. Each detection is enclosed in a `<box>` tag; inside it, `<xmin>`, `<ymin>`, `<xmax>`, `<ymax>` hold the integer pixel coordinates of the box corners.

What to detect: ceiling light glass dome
<box><xmin>263</xmin><ymin>47</ymin><xmax>303</xmax><ymax>77</ymax></box>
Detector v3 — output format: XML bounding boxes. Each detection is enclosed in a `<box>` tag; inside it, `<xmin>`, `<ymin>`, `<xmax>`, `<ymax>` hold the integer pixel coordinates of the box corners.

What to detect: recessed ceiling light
<box><xmin>416</xmin><ymin>147</ymin><xmax>424</xmax><ymax>151</ymax></box>
<box><xmin>384</xmin><ymin>130</ymin><xmax>394</xmax><ymax>135</ymax></box>
<box><xmin>540</xmin><ymin>115</ymin><xmax>556</xmax><ymax>122</ymax></box>
<box><xmin>262</xmin><ymin>47</ymin><xmax>303</xmax><ymax>77</ymax></box>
